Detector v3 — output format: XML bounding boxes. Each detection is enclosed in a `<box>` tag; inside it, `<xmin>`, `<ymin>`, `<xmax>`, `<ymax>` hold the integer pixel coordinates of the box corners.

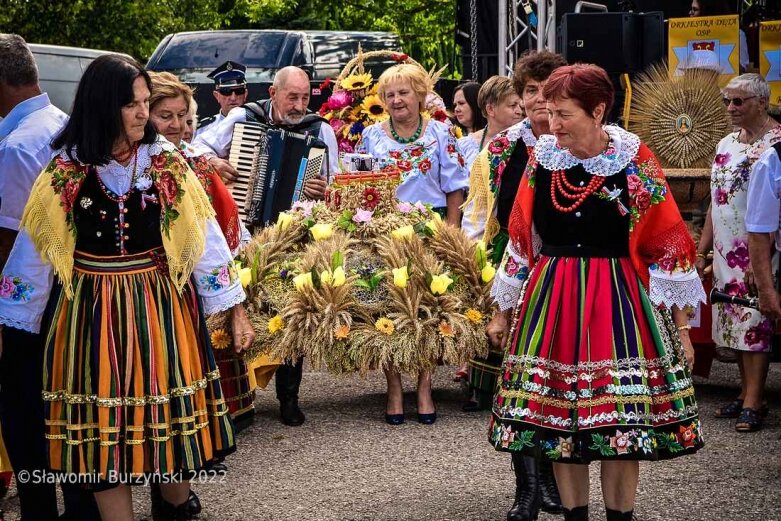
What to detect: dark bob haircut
<box><xmin>52</xmin><ymin>54</ymin><xmax>156</xmax><ymax>165</ymax></box>
<box><xmin>542</xmin><ymin>64</ymin><xmax>614</xmax><ymax>124</ymax></box>
<box><xmin>453</xmin><ymin>81</ymin><xmax>486</xmax><ymax>132</ymax></box>
<box><xmin>512</xmin><ymin>50</ymin><xmax>568</xmax><ymax>96</ymax></box>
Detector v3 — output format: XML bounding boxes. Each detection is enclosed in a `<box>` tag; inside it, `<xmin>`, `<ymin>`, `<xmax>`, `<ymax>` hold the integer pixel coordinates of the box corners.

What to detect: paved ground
<box><xmin>1</xmin><ymin>360</ymin><xmax>779</xmax><ymax>520</ymax></box>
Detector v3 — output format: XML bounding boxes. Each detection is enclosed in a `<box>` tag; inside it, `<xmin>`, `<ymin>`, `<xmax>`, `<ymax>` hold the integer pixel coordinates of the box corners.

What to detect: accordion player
<box><xmin>228</xmin><ymin>121</ymin><xmax>328</xmax><ymax>227</ymax></box>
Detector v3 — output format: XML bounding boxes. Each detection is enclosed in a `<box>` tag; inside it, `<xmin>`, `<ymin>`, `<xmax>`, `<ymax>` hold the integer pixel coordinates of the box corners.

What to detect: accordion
<box><xmin>228</xmin><ymin>121</ymin><xmax>327</xmax><ymax>227</ymax></box>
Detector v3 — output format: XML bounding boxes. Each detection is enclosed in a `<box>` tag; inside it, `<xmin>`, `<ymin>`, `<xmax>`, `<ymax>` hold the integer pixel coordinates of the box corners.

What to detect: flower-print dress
<box><xmin>710</xmin><ymin>125</ymin><xmax>781</xmax><ymax>353</ymax></box>
<box><xmin>359</xmin><ymin>119</ymin><xmax>469</xmax><ymax>209</ymax></box>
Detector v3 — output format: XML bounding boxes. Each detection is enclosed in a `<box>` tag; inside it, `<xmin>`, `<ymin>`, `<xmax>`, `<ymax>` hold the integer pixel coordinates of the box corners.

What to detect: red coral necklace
<box><xmin>550</xmin><ymin>170</ymin><xmax>605</xmax><ymax>213</ymax></box>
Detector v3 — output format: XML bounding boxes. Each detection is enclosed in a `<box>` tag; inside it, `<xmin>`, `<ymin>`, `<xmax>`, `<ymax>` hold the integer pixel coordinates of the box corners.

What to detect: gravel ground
<box><xmin>1</xmin><ymin>360</ymin><xmax>779</xmax><ymax>521</ymax></box>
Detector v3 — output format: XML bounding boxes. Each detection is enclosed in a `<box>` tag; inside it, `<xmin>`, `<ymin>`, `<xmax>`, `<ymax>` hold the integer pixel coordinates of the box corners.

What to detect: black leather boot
<box><xmin>151</xmin><ymin>485</ymin><xmax>201</xmax><ymax>520</ymax></box>
<box><xmin>606</xmin><ymin>508</ymin><xmax>635</xmax><ymax>520</ymax></box>
<box><xmin>507</xmin><ymin>453</ymin><xmax>541</xmax><ymax>521</ymax></box>
<box><xmin>538</xmin><ymin>459</ymin><xmax>563</xmax><ymax>514</ymax></box>
<box><xmin>563</xmin><ymin>505</ymin><xmax>589</xmax><ymax>521</ymax></box>
<box><xmin>276</xmin><ymin>357</ymin><xmax>305</xmax><ymax>426</ymax></box>
<box><xmin>151</xmin><ymin>494</ymin><xmax>194</xmax><ymax>521</ymax></box>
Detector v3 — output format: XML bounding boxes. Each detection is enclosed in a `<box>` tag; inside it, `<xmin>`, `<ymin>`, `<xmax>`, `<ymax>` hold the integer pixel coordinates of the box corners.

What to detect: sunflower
<box><xmin>361</xmin><ymin>94</ymin><xmax>386</xmax><ymax>122</ymax></box>
<box><xmin>438</xmin><ymin>320</ymin><xmax>455</xmax><ymax>338</ymax></box>
<box><xmin>210</xmin><ymin>329</ymin><xmax>231</xmax><ymax>350</ymax></box>
<box><xmin>268</xmin><ymin>315</ymin><xmax>285</xmax><ymax>335</ymax></box>
<box><xmin>465</xmin><ymin>308</ymin><xmax>484</xmax><ymax>324</ymax></box>
<box><xmin>340</xmin><ymin>73</ymin><xmax>373</xmax><ymax>92</ymax></box>
<box><xmin>375</xmin><ymin>317</ymin><xmax>395</xmax><ymax>336</ymax></box>
<box><xmin>334</xmin><ymin>324</ymin><xmax>350</xmax><ymax>340</ymax></box>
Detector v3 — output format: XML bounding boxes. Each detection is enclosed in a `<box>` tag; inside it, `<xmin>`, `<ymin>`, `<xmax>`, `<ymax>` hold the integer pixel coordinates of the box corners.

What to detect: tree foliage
<box><xmin>0</xmin><ymin>0</ymin><xmax>459</xmax><ymax>76</ymax></box>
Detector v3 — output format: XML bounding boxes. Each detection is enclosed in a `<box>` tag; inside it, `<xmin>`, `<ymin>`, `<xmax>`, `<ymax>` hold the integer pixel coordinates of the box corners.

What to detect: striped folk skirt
<box><xmin>43</xmin><ymin>249</ymin><xmax>236</xmax><ymax>479</ymax></box>
<box><xmin>489</xmin><ymin>256</ymin><xmax>703</xmax><ymax>463</ymax></box>
<box><xmin>213</xmin><ymin>349</ymin><xmax>255</xmax><ymax>431</ymax></box>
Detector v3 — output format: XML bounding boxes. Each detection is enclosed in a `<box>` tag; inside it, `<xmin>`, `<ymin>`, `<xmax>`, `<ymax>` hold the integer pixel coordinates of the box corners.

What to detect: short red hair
<box><xmin>542</xmin><ymin>64</ymin><xmax>614</xmax><ymax>123</ymax></box>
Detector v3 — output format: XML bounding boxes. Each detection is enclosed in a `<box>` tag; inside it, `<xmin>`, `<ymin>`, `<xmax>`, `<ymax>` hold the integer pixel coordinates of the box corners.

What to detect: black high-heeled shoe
<box><xmin>385</xmin><ymin>413</ymin><xmax>405</xmax><ymax>425</ymax></box>
<box><xmin>417</xmin><ymin>411</ymin><xmax>437</xmax><ymax>424</ymax></box>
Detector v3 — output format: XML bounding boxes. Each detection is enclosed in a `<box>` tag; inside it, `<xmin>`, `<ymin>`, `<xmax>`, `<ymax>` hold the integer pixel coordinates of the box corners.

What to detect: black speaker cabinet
<box><xmin>559</xmin><ymin>12</ymin><xmax>664</xmax><ymax>74</ymax></box>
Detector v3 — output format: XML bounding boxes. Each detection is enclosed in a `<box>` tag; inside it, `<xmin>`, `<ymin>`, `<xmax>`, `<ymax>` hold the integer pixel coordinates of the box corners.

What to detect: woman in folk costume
<box><xmin>0</xmin><ymin>55</ymin><xmax>255</xmax><ymax>521</ymax></box>
<box><xmin>463</xmin><ymin>50</ymin><xmax>567</xmax><ymax>521</ymax></box>
<box><xmin>148</xmin><ymin>71</ymin><xmax>259</xmax><ymax>433</ymax></box>
<box><xmin>486</xmin><ymin>64</ymin><xmax>705</xmax><ymax>521</ymax></box>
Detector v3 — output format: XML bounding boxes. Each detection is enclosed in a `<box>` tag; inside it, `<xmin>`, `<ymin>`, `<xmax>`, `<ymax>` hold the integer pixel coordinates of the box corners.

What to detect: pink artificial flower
<box><xmin>352</xmin><ymin>208</ymin><xmax>374</xmax><ymax>223</ymax></box>
<box><xmin>291</xmin><ymin>200</ymin><xmax>316</xmax><ymax>216</ymax></box>
<box><xmin>327</xmin><ymin>91</ymin><xmax>353</xmax><ymax>110</ymax></box>
<box><xmin>397</xmin><ymin>202</ymin><xmax>414</xmax><ymax>214</ymax></box>
<box><xmin>330</xmin><ymin>118</ymin><xmax>347</xmax><ymax>135</ymax></box>
<box><xmin>338</xmin><ymin>139</ymin><xmax>354</xmax><ymax>153</ymax></box>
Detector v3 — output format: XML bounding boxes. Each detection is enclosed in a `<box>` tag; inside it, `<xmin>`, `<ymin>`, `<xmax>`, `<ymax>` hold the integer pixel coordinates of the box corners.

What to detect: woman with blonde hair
<box><xmin>359</xmin><ymin>63</ymin><xmax>469</xmax><ymax>424</ymax></box>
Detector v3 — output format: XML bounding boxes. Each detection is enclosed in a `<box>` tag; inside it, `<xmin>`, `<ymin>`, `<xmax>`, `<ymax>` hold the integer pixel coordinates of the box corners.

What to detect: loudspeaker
<box><xmin>558</xmin><ymin>12</ymin><xmax>664</xmax><ymax>74</ymax></box>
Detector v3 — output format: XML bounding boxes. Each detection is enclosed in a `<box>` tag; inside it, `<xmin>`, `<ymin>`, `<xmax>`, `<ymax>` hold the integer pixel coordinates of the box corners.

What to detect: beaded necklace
<box><xmin>389</xmin><ymin>116</ymin><xmax>423</xmax><ymax>144</ymax></box>
<box><xmin>549</xmin><ymin>134</ymin><xmax>610</xmax><ymax>213</ymax></box>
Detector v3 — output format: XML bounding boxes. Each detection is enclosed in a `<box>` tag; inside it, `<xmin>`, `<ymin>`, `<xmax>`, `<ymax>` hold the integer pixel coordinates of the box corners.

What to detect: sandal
<box><xmin>715</xmin><ymin>399</ymin><xmax>743</xmax><ymax>418</ymax></box>
<box><xmin>735</xmin><ymin>407</ymin><xmax>764</xmax><ymax>432</ymax></box>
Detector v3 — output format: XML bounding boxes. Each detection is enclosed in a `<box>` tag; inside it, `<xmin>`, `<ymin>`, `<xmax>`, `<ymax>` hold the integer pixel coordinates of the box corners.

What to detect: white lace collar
<box><xmin>533</xmin><ymin>125</ymin><xmax>640</xmax><ymax>177</ymax></box>
<box><xmin>505</xmin><ymin>118</ymin><xmax>537</xmax><ymax>148</ymax></box>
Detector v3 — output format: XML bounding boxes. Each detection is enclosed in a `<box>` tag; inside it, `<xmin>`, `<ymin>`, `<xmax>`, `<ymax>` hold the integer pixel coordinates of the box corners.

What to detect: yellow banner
<box><xmin>760</xmin><ymin>21</ymin><xmax>781</xmax><ymax>107</ymax></box>
<box><xmin>668</xmin><ymin>15</ymin><xmax>740</xmax><ymax>86</ymax></box>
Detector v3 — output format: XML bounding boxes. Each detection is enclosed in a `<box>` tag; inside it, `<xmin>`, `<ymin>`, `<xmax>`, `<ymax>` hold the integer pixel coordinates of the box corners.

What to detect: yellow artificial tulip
<box><xmin>392</xmin><ymin>266</ymin><xmax>409</xmax><ymax>288</ymax></box>
<box><xmin>425</xmin><ymin>219</ymin><xmax>438</xmax><ymax>235</ymax></box>
<box><xmin>476</xmin><ymin>240</ymin><xmax>487</xmax><ymax>254</ymax></box>
<box><xmin>481</xmin><ymin>264</ymin><xmax>496</xmax><ymax>283</ymax></box>
<box><xmin>239</xmin><ymin>267</ymin><xmax>252</xmax><ymax>288</ymax></box>
<box><xmin>310</xmin><ymin>223</ymin><xmax>333</xmax><ymax>241</ymax></box>
<box><xmin>432</xmin><ymin>211</ymin><xmax>443</xmax><ymax>224</ymax></box>
<box><xmin>391</xmin><ymin>225</ymin><xmax>414</xmax><ymax>239</ymax></box>
<box><xmin>293</xmin><ymin>272</ymin><xmax>313</xmax><ymax>291</ymax></box>
<box><xmin>277</xmin><ymin>212</ymin><xmax>293</xmax><ymax>230</ymax></box>
<box><xmin>321</xmin><ymin>270</ymin><xmax>332</xmax><ymax>285</ymax></box>
<box><xmin>331</xmin><ymin>266</ymin><xmax>346</xmax><ymax>287</ymax></box>
<box><xmin>430</xmin><ymin>273</ymin><xmax>454</xmax><ymax>295</ymax></box>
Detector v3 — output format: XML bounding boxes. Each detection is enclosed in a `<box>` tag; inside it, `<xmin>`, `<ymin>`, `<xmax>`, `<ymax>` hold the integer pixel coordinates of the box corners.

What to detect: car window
<box><xmin>152</xmin><ymin>32</ymin><xmax>289</xmax><ymax>69</ymax></box>
<box><xmin>34</xmin><ymin>53</ymin><xmax>83</xmax><ymax>82</ymax></box>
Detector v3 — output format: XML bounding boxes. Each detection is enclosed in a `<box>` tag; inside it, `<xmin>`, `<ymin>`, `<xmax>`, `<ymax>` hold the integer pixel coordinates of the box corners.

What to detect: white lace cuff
<box><xmin>200</xmin><ymin>283</ymin><xmax>246</xmax><ymax>315</ymax></box>
<box><xmin>0</xmin><ymin>315</ymin><xmax>41</xmax><ymax>334</ymax></box>
<box><xmin>648</xmin><ymin>267</ymin><xmax>706</xmax><ymax>309</ymax></box>
<box><xmin>490</xmin><ymin>278</ymin><xmax>522</xmax><ymax>311</ymax></box>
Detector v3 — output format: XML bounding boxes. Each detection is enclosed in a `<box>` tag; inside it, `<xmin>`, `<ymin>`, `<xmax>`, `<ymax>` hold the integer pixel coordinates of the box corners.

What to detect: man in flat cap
<box><xmin>196</xmin><ymin>60</ymin><xmax>249</xmax><ymax>138</ymax></box>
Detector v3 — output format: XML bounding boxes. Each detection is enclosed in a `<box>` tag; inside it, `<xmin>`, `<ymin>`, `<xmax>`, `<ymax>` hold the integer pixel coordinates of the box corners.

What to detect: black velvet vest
<box><xmin>533</xmin><ymin>165</ymin><xmax>631</xmax><ymax>257</ymax></box>
<box><xmin>72</xmin><ymin>170</ymin><xmax>163</xmax><ymax>256</ymax></box>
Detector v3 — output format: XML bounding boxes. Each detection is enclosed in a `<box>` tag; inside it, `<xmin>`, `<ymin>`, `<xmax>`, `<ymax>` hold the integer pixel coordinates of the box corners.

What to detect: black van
<box><xmin>145</xmin><ymin>30</ymin><xmax>403</xmax><ymax>116</ymax></box>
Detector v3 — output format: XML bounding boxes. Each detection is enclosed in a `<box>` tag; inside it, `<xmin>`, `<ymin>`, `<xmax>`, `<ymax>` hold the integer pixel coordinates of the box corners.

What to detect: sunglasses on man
<box><xmin>217</xmin><ymin>87</ymin><xmax>247</xmax><ymax>96</ymax></box>
<box><xmin>722</xmin><ymin>96</ymin><xmax>756</xmax><ymax>107</ymax></box>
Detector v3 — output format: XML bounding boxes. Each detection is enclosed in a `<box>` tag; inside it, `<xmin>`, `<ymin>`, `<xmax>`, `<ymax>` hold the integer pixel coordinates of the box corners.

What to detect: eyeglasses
<box><xmin>722</xmin><ymin>96</ymin><xmax>756</xmax><ymax>107</ymax></box>
<box><xmin>217</xmin><ymin>87</ymin><xmax>247</xmax><ymax>96</ymax></box>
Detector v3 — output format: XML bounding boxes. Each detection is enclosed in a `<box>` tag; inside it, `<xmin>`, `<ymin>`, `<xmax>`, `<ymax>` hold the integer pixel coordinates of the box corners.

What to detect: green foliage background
<box><xmin>1</xmin><ymin>0</ymin><xmax>461</xmax><ymax>77</ymax></box>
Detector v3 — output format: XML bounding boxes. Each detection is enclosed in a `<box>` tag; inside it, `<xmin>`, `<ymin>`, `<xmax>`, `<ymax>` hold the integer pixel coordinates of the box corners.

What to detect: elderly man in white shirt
<box><xmin>0</xmin><ymin>33</ymin><xmax>102</xmax><ymax>521</ymax></box>
<box><xmin>193</xmin><ymin>66</ymin><xmax>339</xmax><ymax>188</ymax></box>
<box><xmin>746</xmin><ymin>141</ymin><xmax>781</xmax><ymax>318</ymax></box>
<box><xmin>194</xmin><ymin>66</ymin><xmax>339</xmax><ymax>427</ymax></box>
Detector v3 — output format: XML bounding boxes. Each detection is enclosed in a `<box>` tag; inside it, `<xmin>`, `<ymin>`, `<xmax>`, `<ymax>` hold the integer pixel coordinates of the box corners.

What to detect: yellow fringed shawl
<box><xmin>21</xmin><ymin>148</ymin><xmax>215</xmax><ymax>298</ymax></box>
<box><xmin>462</xmin><ymin>147</ymin><xmax>501</xmax><ymax>246</ymax></box>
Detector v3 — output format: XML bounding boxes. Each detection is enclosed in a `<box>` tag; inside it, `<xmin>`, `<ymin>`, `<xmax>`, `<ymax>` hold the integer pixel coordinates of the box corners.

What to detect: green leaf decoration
<box><xmin>332</xmin><ymin>251</ymin><xmax>343</xmax><ymax>271</ymax></box>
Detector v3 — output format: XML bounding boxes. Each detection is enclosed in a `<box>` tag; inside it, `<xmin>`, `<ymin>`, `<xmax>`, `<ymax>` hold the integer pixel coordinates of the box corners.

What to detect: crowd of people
<box><xmin>0</xmin><ymin>16</ymin><xmax>779</xmax><ymax>521</ymax></box>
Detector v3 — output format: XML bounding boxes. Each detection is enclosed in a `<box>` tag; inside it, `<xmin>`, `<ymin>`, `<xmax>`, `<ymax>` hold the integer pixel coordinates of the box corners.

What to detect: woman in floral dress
<box><xmin>697</xmin><ymin>74</ymin><xmax>780</xmax><ymax>432</ymax></box>
<box><xmin>359</xmin><ymin>64</ymin><xmax>469</xmax><ymax>425</ymax></box>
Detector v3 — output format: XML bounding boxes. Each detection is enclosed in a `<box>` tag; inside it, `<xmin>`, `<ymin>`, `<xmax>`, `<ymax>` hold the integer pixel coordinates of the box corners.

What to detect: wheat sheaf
<box><xmin>629</xmin><ymin>62</ymin><xmax>730</xmax><ymax>168</ymax></box>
